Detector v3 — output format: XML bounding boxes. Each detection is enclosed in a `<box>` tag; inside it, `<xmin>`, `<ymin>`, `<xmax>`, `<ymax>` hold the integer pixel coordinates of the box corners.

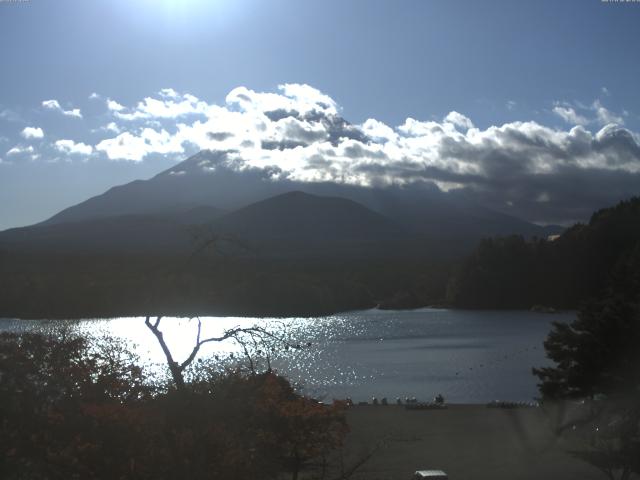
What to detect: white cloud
<box><xmin>104</xmin><ymin>122</ymin><xmax>121</xmax><ymax>133</ymax></box>
<box><xmin>444</xmin><ymin>111</ymin><xmax>474</xmax><ymax>130</ymax></box>
<box><xmin>6</xmin><ymin>145</ymin><xmax>34</xmax><ymax>156</ymax></box>
<box><xmin>89</xmin><ymin>92</ymin><xmax>101</xmax><ymax>100</ymax></box>
<box><xmin>552</xmin><ymin>98</ymin><xmax>627</xmax><ymax>128</ymax></box>
<box><xmin>107</xmin><ymin>99</ymin><xmax>126</xmax><ymax>112</ymax></box>
<box><xmin>226</xmin><ymin>84</ymin><xmax>338</xmax><ymax>117</ymax></box>
<box><xmin>54</xmin><ymin>139</ymin><xmax>93</xmax><ymax>156</ymax></box>
<box><xmin>592</xmin><ymin>99</ymin><xmax>624</xmax><ymax>126</ymax></box>
<box><xmin>21</xmin><ymin>127</ymin><xmax>44</xmax><ymax>139</ymax></box>
<box><xmin>4</xmin><ymin>83</ymin><xmax>637</xmax><ymax>223</ymax></box>
<box><xmin>42</xmin><ymin>99</ymin><xmax>61</xmax><ymax>110</ymax></box>
<box><xmin>96</xmin><ymin>128</ymin><xmax>184</xmax><ymax>161</ymax></box>
<box><xmin>361</xmin><ymin>118</ymin><xmax>398</xmax><ymax>142</ymax></box>
<box><xmin>159</xmin><ymin>88</ymin><xmax>180</xmax><ymax>99</ymax></box>
<box><xmin>88</xmin><ymin>84</ymin><xmax>640</xmax><ymax>195</ymax></box>
<box><xmin>91</xmin><ymin>122</ymin><xmax>121</xmax><ymax>134</ymax></box>
<box><xmin>552</xmin><ymin>106</ymin><xmax>588</xmax><ymax>126</ymax></box>
<box><xmin>42</xmin><ymin>99</ymin><xmax>83</xmax><ymax>118</ymax></box>
<box><xmin>279</xmin><ymin>83</ymin><xmax>338</xmax><ymax>113</ymax></box>
<box><xmin>112</xmin><ymin>90</ymin><xmax>208</xmax><ymax>121</ymax></box>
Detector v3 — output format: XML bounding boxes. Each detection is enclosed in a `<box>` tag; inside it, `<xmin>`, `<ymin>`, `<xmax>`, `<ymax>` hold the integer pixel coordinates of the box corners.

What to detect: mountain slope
<box><xmin>42</xmin><ymin>151</ymin><xmax>279</xmax><ymax>225</ymax></box>
<box><xmin>38</xmin><ymin>150</ymin><xmax>560</xmax><ymax>255</ymax></box>
<box><xmin>0</xmin><ymin>191</ymin><xmax>414</xmax><ymax>258</ymax></box>
<box><xmin>209</xmin><ymin>191</ymin><xmax>413</xmax><ymax>257</ymax></box>
<box><xmin>213</xmin><ymin>191</ymin><xmax>405</xmax><ymax>240</ymax></box>
<box><xmin>0</xmin><ymin>214</ymin><xmax>195</xmax><ymax>254</ymax></box>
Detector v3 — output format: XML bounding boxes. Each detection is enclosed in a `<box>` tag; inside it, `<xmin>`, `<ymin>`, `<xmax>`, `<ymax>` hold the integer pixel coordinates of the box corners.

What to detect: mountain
<box><xmin>0</xmin><ymin>189</ymin><xmax>415</xmax><ymax>258</ymax></box>
<box><xmin>0</xmin><ymin>214</ymin><xmax>194</xmax><ymax>254</ymax></box>
<box><xmin>0</xmin><ymin>189</ymin><xmax>443</xmax><ymax>318</ymax></box>
<box><xmin>209</xmin><ymin>191</ymin><xmax>413</xmax><ymax>258</ymax></box>
<box><xmin>41</xmin><ymin>151</ymin><xmax>280</xmax><ymax>225</ymax></box>
<box><xmin>38</xmin><ymin>150</ymin><xmax>562</xmax><ymax>256</ymax></box>
<box><xmin>0</xmin><ymin>148</ymin><xmax>582</xmax><ymax>317</ymax></box>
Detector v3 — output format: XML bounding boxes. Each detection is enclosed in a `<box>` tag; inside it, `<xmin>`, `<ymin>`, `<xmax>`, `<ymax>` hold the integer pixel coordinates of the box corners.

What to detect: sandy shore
<box><xmin>341</xmin><ymin>404</ymin><xmax>603</xmax><ymax>480</ymax></box>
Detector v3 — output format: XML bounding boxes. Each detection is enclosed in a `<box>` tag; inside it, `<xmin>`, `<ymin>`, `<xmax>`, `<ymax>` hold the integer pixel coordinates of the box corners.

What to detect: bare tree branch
<box><xmin>144</xmin><ymin>316</ymin><xmax>304</xmax><ymax>392</ymax></box>
<box><xmin>145</xmin><ymin>316</ymin><xmax>186</xmax><ymax>391</ymax></box>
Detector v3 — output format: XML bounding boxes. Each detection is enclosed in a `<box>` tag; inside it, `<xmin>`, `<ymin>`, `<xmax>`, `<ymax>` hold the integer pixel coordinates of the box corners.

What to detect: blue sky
<box><xmin>1</xmin><ymin>0</ymin><xmax>639</xmax><ymax>229</ymax></box>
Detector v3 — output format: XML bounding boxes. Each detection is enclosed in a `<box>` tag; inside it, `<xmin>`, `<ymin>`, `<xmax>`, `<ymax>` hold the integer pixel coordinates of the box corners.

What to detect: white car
<box><xmin>414</xmin><ymin>470</ymin><xmax>448</xmax><ymax>479</ymax></box>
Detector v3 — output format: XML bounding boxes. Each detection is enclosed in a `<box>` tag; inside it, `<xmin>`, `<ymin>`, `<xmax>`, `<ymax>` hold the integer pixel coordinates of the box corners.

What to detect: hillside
<box><xmin>0</xmin><ymin>149</ymin><xmax>578</xmax><ymax>318</ymax></box>
<box><xmin>0</xmin><ymin>214</ymin><xmax>194</xmax><ymax>254</ymax></box>
<box><xmin>447</xmin><ymin>197</ymin><xmax>640</xmax><ymax>309</ymax></box>
<box><xmin>0</xmin><ymin>190</ymin><xmax>448</xmax><ymax>318</ymax></box>
<box><xmin>0</xmin><ymin>191</ymin><xmax>415</xmax><ymax>259</ymax></box>
<box><xmin>38</xmin><ymin>150</ymin><xmax>561</xmax><ymax>257</ymax></box>
<box><xmin>210</xmin><ymin>191</ymin><xmax>415</xmax><ymax>258</ymax></box>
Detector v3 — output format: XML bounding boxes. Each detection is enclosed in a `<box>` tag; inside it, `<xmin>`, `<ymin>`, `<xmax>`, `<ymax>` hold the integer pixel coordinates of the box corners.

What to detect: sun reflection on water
<box><xmin>0</xmin><ymin>309</ymin><xmax>571</xmax><ymax>403</ymax></box>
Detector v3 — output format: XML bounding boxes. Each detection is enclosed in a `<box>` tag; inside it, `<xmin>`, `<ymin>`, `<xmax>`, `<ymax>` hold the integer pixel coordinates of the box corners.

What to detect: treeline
<box><xmin>447</xmin><ymin>197</ymin><xmax>640</xmax><ymax>309</ymax></box>
<box><xmin>530</xmin><ymin>216</ymin><xmax>640</xmax><ymax>479</ymax></box>
<box><xmin>7</xmin><ymin>197</ymin><xmax>638</xmax><ymax>317</ymax></box>
<box><xmin>0</xmin><ymin>249</ymin><xmax>450</xmax><ymax>318</ymax></box>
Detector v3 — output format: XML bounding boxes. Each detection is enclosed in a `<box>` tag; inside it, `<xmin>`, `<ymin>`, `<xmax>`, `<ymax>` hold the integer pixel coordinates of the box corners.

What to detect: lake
<box><xmin>0</xmin><ymin>308</ymin><xmax>573</xmax><ymax>403</ymax></box>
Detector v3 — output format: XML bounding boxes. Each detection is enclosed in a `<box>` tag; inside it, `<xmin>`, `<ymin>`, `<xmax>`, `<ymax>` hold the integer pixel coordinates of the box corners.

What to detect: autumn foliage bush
<box><xmin>0</xmin><ymin>331</ymin><xmax>348</xmax><ymax>480</ymax></box>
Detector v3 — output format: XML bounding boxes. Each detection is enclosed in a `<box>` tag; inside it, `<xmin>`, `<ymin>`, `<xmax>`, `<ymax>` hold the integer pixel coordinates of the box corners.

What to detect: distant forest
<box><xmin>1</xmin><ymin>197</ymin><xmax>639</xmax><ymax>318</ymax></box>
<box><xmin>447</xmin><ymin>197</ymin><xmax>640</xmax><ymax>310</ymax></box>
<box><xmin>0</xmin><ymin>251</ymin><xmax>450</xmax><ymax>318</ymax></box>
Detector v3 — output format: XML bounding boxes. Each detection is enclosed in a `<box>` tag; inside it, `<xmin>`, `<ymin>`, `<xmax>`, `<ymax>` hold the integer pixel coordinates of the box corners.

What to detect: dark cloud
<box><xmin>264</xmin><ymin>109</ymin><xmax>300</xmax><ymax>122</ymax></box>
<box><xmin>592</xmin><ymin>126</ymin><xmax>640</xmax><ymax>165</ymax></box>
<box><xmin>261</xmin><ymin>140</ymin><xmax>308</xmax><ymax>151</ymax></box>
<box><xmin>207</xmin><ymin>131</ymin><xmax>234</xmax><ymax>141</ymax></box>
<box><xmin>320</xmin><ymin>114</ymin><xmax>370</xmax><ymax>146</ymax></box>
<box><xmin>276</xmin><ymin>118</ymin><xmax>328</xmax><ymax>144</ymax></box>
<box><xmin>454</xmin><ymin>166</ymin><xmax>640</xmax><ymax>224</ymax></box>
<box><xmin>342</xmin><ymin>142</ymin><xmax>386</xmax><ymax>160</ymax></box>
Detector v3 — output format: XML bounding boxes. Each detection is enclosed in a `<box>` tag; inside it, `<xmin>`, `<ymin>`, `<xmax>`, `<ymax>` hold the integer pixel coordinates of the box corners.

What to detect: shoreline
<box><xmin>1</xmin><ymin>305</ymin><xmax>576</xmax><ymax>322</ymax></box>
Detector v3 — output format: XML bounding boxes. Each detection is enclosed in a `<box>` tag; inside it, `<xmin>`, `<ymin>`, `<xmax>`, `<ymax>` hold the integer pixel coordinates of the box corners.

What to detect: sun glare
<box><xmin>124</xmin><ymin>0</ymin><xmax>229</xmax><ymax>30</ymax></box>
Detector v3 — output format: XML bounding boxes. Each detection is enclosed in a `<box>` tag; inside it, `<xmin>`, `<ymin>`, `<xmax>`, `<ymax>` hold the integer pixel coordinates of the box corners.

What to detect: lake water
<box><xmin>0</xmin><ymin>308</ymin><xmax>573</xmax><ymax>403</ymax></box>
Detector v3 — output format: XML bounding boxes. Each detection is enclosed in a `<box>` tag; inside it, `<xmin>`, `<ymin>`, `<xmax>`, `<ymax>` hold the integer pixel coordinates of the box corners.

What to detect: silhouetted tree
<box><xmin>0</xmin><ymin>330</ymin><xmax>152</xmax><ymax>479</ymax></box>
<box><xmin>533</xmin><ymin>297</ymin><xmax>640</xmax><ymax>400</ymax></box>
<box><xmin>533</xmin><ymin>244</ymin><xmax>640</xmax><ymax>480</ymax></box>
<box><xmin>533</xmin><ymin>245</ymin><xmax>640</xmax><ymax>400</ymax></box>
<box><xmin>144</xmin><ymin>315</ymin><xmax>303</xmax><ymax>392</ymax></box>
<box><xmin>0</xmin><ymin>330</ymin><xmax>350</xmax><ymax>480</ymax></box>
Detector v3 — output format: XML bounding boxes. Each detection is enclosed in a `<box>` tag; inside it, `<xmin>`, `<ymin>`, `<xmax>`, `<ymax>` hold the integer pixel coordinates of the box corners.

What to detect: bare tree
<box><xmin>144</xmin><ymin>315</ymin><xmax>301</xmax><ymax>392</ymax></box>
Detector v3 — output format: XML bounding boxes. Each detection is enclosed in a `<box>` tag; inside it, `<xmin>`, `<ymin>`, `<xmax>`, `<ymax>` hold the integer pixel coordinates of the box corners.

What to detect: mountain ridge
<box><xmin>0</xmin><ymin>190</ymin><xmax>416</xmax><ymax>259</ymax></box>
<box><xmin>33</xmin><ymin>150</ymin><xmax>563</xmax><ymax>257</ymax></box>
